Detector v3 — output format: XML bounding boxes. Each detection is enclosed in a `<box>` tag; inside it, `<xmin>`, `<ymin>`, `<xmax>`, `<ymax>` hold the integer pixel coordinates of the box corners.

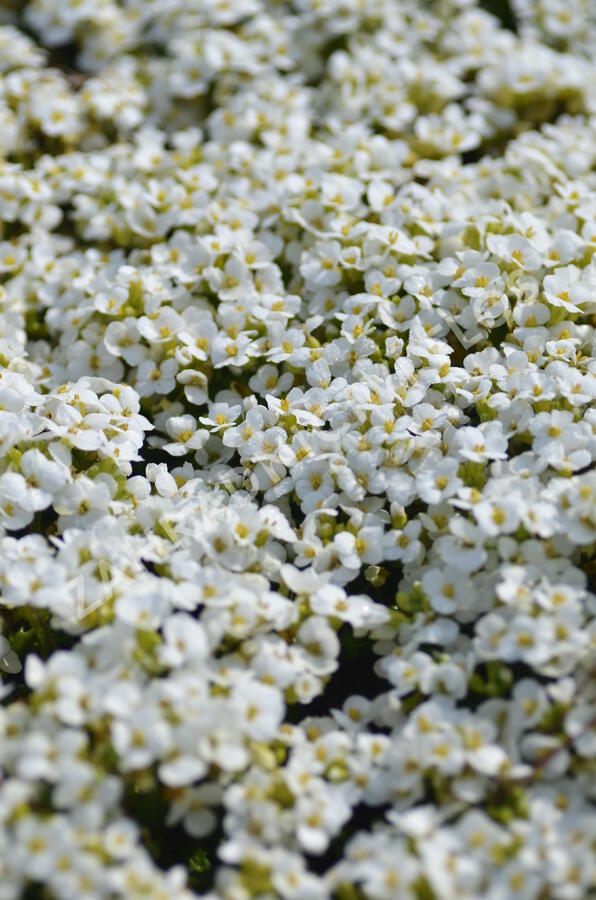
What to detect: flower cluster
<box><xmin>0</xmin><ymin>1</ymin><xmax>595</xmax><ymax>898</ymax></box>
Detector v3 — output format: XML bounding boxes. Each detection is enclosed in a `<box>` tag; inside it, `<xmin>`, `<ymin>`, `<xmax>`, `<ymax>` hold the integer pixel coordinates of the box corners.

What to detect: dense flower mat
<box><xmin>0</xmin><ymin>0</ymin><xmax>595</xmax><ymax>897</ymax></box>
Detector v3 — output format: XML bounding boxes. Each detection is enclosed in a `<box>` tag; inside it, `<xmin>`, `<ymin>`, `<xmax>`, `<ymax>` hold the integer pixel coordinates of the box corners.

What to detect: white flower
<box><xmin>115</xmin><ymin>587</ymin><xmax>170</xmax><ymax>630</ymax></box>
<box><xmin>111</xmin><ymin>707</ymin><xmax>171</xmax><ymax>771</ymax></box>
<box><xmin>160</xmin><ymin>614</ymin><xmax>208</xmax><ymax>667</ymax></box>
<box><xmin>473</xmin><ymin>496</ymin><xmax>522</xmax><ymax>536</ymax></box>
<box><xmin>135</xmin><ymin>358</ymin><xmax>179</xmax><ymax>396</ymax></box>
<box><xmin>230</xmin><ymin>680</ymin><xmax>284</xmax><ymax>742</ymax></box>
<box><xmin>416</xmin><ymin>456</ymin><xmax>463</xmax><ymax>504</ymax></box>
<box><xmin>383</xmin><ymin>519</ymin><xmax>425</xmax><ymax>564</ymax></box>
<box><xmin>486</xmin><ymin>233</ymin><xmax>543</xmax><ymax>271</ymax></box>
<box><xmin>163</xmin><ymin>415</ymin><xmax>209</xmax><ymax>456</ymax></box>
<box><xmin>166</xmin><ymin>783</ymin><xmax>222</xmax><ymax>838</ymax></box>
<box><xmin>422</xmin><ymin>567</ymin><xmax>473</xmax><ymax>615</ymax></box>
<box><xmin>451</xmin><ymin>422</ymin><xmax>508</xmax><ymax>462</ymax></box>
<box><xmin>310</xmin><ymin>585</ymin><xmax>388</xmax><ymax>628</ymax></box>
<box><xmin>300</xmin><ymin>241</ymin><xmax>344</xmax><ymax>288</ymax></box>
<box><xmin>543</xmin><ymin>265</ymin><xmax>591</xmax><ymax>313</ymax></box>
<box><xmin>199</xmin><ymin>402</ymin><xmax>242</xmax><ymax>432</ymax></box>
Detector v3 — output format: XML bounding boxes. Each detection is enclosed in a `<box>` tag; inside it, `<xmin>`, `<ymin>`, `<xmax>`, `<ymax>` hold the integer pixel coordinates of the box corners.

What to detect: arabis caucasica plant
<box><xmin>0</xmin><ymin>0</ymin><xmax>595</xmax><ymax>898</ymax></box>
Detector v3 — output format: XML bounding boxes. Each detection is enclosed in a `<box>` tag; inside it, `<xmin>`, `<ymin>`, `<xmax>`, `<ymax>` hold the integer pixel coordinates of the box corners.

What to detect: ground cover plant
<box><xmin>0</xmin><ymin>0</ymin><xmax>595</xmax><ymax>897</ymax></box>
